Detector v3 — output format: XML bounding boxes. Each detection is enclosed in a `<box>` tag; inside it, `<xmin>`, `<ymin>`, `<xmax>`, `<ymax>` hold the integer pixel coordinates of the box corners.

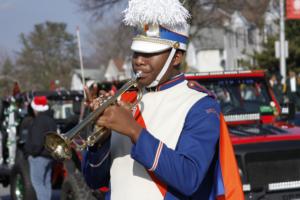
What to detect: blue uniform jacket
<box><xmin>82</xmin><ymin>74</ymin><xmax>221</xmax><ymax>200</ymax></box>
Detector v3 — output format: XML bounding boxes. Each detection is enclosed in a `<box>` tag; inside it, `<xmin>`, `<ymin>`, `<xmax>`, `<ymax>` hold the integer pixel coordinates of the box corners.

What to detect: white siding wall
<box><xmin>105</xmin><ymin>60</ymin><xmax>121</xmax><ymax>81</ymax></box>
<box><xmin>195</xmin><ymin>50</ymin><xmax>224</xmax><ymax>72</ymax></box>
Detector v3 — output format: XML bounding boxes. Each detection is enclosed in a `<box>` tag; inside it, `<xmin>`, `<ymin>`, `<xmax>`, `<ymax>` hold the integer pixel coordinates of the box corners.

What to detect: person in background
<box><xmin>86</xmin><ymin>80</ymin><xmax>99</xmax><ymax>100</ymax></box>
<box><xmin>285</xmin><ymin>70</ymin><xmax>300</xmax><ymax>111</ymax></box>
<box><xmin>298</xmin><ymin>72</ymin><xmax>300</xmax><ymax>107</ymax></box>
<box><xmin>25</xmin><ymin>96</ymin><xmax>56</xmax><ymax>200</ymax></box>
<box><xmin>81</xmin><ymin>0</ymin><xmax>243</xmax><ymax>199</ymax></box>
<box><xmin>269</xmin><ymin>73</ymin><xmax>284</xmax><ymax>104</ymax></box>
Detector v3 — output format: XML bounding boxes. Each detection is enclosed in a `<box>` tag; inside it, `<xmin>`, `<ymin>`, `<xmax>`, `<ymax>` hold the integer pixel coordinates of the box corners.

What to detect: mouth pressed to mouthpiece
<box><xmin>135</xmin><ymin>71</ymin><xmax>143</xmax><ymax>79</ymax></box>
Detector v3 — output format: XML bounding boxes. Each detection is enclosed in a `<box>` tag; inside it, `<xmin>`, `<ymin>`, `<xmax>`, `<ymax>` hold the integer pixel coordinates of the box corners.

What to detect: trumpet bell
<box><xmin>45</xmin><ymin>132</ymin><xmax>72</xmax><ymax>160</ymax></box>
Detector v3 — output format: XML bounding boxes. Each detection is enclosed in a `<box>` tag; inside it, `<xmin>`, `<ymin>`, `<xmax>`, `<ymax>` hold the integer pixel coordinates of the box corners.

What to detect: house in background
<box><xmin>70</xmin><ymin>66</ymin><xmax>106</xmax><ymax>90</ymax></box>
<box><xmin>104</xmin><ymin>58</ymin><xmax>132</xmax><ymax>82</ymax></box>
<box><xmin>71</xmin><ymin>0</ymin><xmax>281</xmax><ymax>88</ymax></box>
<box><xmin>70</xmin><ymin>57</ymin><xmax>133</xmax><ymax>90</ymax></box>
<box><xmin>186</xmin><ymin>0</ymin><xmax>279</xmax><ymax>72</ymax></box>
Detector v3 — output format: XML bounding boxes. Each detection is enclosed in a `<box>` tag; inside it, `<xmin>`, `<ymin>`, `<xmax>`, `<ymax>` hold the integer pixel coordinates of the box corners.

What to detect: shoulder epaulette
<box><xmin>187</xmin><ymin>81</ymin><xmax>216</xmax><ymax>99</ymax></box>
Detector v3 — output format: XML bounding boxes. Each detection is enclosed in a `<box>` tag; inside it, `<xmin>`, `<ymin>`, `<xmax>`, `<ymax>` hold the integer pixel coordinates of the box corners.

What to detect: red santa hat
<box><xmin>31</xmin><ymin>96</ymin><xmax>49</xmax><ymax>112</ymax></box>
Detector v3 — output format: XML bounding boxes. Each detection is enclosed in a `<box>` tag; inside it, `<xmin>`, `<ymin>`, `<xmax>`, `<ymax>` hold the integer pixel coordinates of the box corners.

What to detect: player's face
<box><xmin>132</xmin><ymin>49</ymin><xmax>175</xmax><ymax>87</ymax></box>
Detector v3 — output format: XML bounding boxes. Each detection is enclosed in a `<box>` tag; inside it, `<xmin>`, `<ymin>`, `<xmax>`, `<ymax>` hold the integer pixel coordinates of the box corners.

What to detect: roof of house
<box><xmin>113</xmin><ymin>58</ymin><xmax>125</xmax><ymax>72</ymax></box>
<box><xmin>190</xmin><ymin>0</ymin><xmax>272</xmax><ymax>51</ymax></box>
<box><xmin>219</xmin><ymin>0</ymin><xmax>270</xmax><ymax>25</ymax></box>
<box><xmin>74</xmin><ymin>67</ymin><xmax>106</xmax><ymax>82</ymax></box>
<box><xmin>191</xmin><ymin>27</ymin><xmax>225</xmax><ymax>50</ymax></box>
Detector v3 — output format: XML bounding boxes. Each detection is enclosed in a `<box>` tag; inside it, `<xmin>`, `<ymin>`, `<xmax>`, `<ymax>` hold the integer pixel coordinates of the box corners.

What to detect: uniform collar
<box><xmin>146</xmin><ymin>73</ymin><xmax>185</xmax><ymax>92</ymax></box>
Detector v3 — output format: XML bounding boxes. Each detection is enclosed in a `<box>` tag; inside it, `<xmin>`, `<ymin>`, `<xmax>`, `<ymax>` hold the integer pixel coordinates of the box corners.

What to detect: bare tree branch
<box><xmin>74</xmin><ymin>0</ymin><xmax>125</xmax><ymax>20</ymax></box>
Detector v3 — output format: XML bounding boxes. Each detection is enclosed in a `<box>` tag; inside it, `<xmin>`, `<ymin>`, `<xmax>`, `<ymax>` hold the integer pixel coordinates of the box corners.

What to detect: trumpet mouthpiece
<box><xmin>135</xmin><ymin>71</ymin><xmax>142</xmax><ymax>79</ymax></box>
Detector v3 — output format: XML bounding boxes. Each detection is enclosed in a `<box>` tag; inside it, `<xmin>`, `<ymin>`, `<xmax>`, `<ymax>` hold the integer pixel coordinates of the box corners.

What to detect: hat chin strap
<box><xmin>146</xmin><ymin>47</ymin><xmax>177</xmax><ymax>88</ymax></box>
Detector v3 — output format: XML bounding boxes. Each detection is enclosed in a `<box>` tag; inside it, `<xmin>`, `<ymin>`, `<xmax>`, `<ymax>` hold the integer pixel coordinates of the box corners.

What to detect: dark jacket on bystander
<box><xmin>25</xmin><ymin>110</ymin><xmax>56</xmax><ymax>158</ymax></box>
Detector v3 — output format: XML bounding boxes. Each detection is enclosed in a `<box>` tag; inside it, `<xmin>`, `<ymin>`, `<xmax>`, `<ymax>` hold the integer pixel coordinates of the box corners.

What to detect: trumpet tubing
<box><xmin>45</xmin><ymin>72</ymin><xmax>142</xmax><ymax>160</ymax></box>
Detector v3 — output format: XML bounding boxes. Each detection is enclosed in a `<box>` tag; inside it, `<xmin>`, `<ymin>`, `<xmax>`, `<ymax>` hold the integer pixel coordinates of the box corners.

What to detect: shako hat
<box><xmin>123</xmin><ymin>0</ymin><xmax>190</xmax><ymax>53</ymax></box>
<box><xmin>123</xmin><ymin>0</ymin><xmax>190</xmax><ymax>87</ymax></box>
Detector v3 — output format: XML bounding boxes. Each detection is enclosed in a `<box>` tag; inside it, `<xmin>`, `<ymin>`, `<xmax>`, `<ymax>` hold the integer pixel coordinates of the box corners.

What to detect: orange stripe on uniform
<box><xmin>121</xmin><ymin>91</ymin><xmax>168</xmax><ymax>197</ymax></box>
<box><xmin>148</xmin><ymin>171</ymin><xmax>167</xmax><ymax>197</ymax></box>
<box><xmin>219</xmin><ymin>114</ymin><xmax>244</xmax><ymax>200</ymax></box>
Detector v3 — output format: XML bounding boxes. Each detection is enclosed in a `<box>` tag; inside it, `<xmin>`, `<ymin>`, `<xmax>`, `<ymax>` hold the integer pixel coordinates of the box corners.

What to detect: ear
<box><xmin>172</xmin><ymin>50</ymin><xmax>184</xmax><ymax>66</ymax></box>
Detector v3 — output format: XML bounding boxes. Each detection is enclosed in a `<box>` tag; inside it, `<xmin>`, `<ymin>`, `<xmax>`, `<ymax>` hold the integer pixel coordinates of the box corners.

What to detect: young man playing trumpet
<box><xmin>82</xmin><ymin>0</ymin><xmax>243</xmax><ymax>199</ymax></box>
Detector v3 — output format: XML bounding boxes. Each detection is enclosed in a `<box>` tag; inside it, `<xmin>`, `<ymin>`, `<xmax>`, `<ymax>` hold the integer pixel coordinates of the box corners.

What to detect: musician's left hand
<box><xmin>95</xmin><ymin>101</ymin><xmax>143</xmax><ymax>143</ymax></box>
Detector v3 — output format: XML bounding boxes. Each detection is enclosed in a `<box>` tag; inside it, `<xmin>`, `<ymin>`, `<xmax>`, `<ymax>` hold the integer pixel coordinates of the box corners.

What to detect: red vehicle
<box><xmin>186</xmin><ymin>70</ymin><xmax>300</xmax><ymax>200</ymax></box>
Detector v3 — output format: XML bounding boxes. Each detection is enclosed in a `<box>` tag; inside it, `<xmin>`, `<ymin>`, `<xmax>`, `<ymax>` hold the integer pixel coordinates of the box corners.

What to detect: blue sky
<box><xmin>0</xmin><ymin>0</ymin><xmax>89</xmax><ymax>56</ymax></box>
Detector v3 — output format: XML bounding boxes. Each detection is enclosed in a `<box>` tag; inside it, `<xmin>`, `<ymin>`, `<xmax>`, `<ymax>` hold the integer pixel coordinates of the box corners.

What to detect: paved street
<box><xmin>0</xmin><ymin>185</ymin><xmax>10</xmax><ymax>200</ymax></box>
<box><xmin>0</xmin><ymin>185</ymin><xmax>60</xmax><ymax>200</ymax></box>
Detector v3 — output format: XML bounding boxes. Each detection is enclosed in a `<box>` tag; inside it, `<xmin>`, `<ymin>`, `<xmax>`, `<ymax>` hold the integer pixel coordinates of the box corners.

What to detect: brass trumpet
<box><xmin>45</xmin><ymin>72</ymin><xmax>142</xmax><ymax>160</ymax></box>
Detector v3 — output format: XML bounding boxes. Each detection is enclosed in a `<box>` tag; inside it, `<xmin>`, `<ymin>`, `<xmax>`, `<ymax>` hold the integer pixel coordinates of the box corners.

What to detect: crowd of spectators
<box><xmin>269</xmin><ymin>70</ymin><xmax>300</xmax><ymax>112</ymax></box>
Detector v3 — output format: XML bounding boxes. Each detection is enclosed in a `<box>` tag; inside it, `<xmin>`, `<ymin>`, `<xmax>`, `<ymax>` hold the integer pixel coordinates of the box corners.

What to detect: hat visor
<box><xmin>131</xmin><ymin>40</ymin><xmax>171</xmax><ymax>53</ymax></box>
<box><xmin>31</xmin><ymin>101</ymin><xmax>49</xmax><ymax>112</ymax></box>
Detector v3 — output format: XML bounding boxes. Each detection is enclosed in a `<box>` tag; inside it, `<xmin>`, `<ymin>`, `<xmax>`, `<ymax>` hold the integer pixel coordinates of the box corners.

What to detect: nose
<box><xmin>133</xmin><ymin>53</ymin><xmax>146</xmax><ymax>67</ymax></box>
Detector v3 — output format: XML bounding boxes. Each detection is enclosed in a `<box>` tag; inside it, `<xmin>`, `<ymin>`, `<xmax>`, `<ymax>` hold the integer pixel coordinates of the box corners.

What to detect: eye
<box><xmin>142</xmin><ymin>53</ymin><xmax>154</xmax><ymax>58</ymax></box>
<box><xmin>133</xmin><ymin>52</ymin><xmax>153</xmax><ymax>59</ymax></box>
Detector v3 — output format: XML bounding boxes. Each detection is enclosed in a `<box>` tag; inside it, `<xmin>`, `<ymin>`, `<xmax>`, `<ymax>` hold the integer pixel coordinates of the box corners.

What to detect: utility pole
<box><xmin>280</xmin><ymin>0</ymin><xmax>287</xmax><ymax>83</ymax></box>
<box><xmin>76</xmin><ymin>26</ymin><xmax>86</xmax><ymax>98</ymax></box>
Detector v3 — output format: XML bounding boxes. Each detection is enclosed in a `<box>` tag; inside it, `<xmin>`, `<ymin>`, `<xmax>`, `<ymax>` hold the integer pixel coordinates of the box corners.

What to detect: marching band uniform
<box><xmin>82</xmin><ymin>0</ymin><xmax>243</xmax><ymax>199</ymax></box>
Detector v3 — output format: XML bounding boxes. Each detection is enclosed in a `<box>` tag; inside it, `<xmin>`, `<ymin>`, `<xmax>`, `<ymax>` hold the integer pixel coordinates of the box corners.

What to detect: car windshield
<box><xmin>49</xmin><ymin>101</ymin><xmax>75</xmax><ymax>120</ymax></box>
<box><xmin>195</xmin><ymin>77</ymin><xmax>273</xmax><ymax>115</ymax></box>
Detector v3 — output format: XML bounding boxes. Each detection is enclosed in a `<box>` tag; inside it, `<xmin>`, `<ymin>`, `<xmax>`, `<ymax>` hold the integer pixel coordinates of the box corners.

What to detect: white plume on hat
<box><xmin>123</xmin><ymin>0</ymin><xmax>190</xmax><ymax>54</ymax></box>
<box><xmin>123</xmin><ymin>0</ymin><xmax>190</xmax><ymax>28</ymax></box>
